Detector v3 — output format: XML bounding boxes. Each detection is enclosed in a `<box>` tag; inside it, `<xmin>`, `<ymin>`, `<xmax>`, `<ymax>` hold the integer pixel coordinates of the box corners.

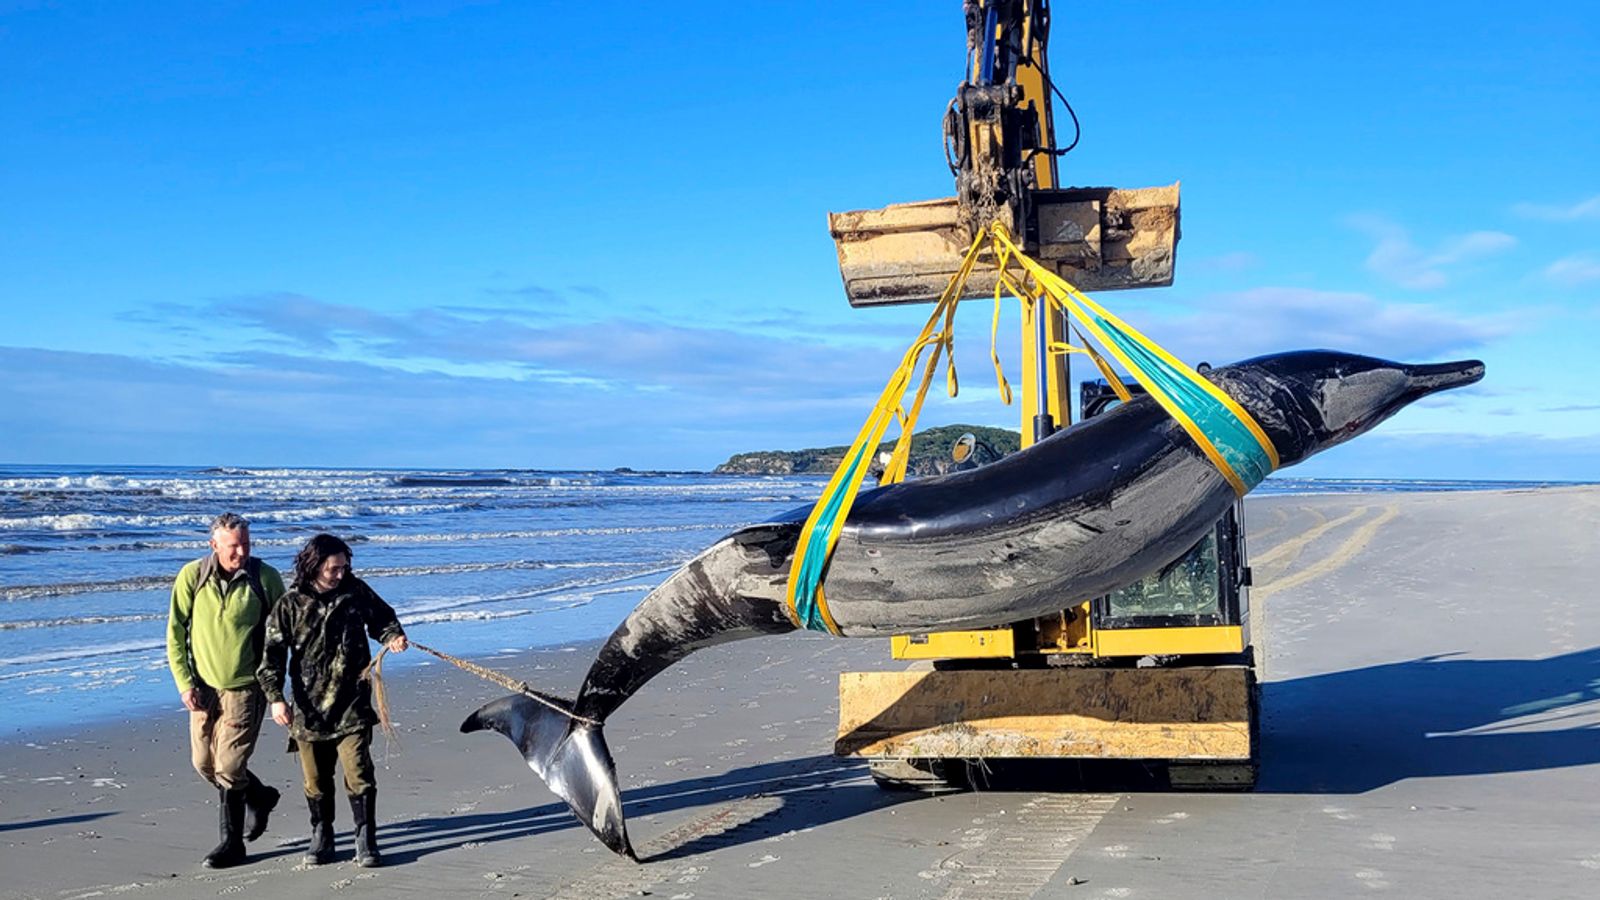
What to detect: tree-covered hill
<box><xmin>714</xmin><ymin>424</ymin><xmax>1021</xmax><ymax>476</ymax></box>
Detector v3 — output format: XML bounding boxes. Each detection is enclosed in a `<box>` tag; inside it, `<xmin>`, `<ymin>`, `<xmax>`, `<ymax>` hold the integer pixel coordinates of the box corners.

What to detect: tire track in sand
<box><xmin>539</xmin><ymin>795</ymin><xmax>784</xmax><ymax>899</ymax></box>
<box><xmin>1254</xmin><ymin>504</ymin><xmax>1399</xmax><ymax>602</ymax></box>
<box><xmin>920</xmin><ymin>793</ymin><xmax>1118</xmax><ymax>899</ymax></box>
<box><xmin>1250</xmin><ymin>504</ymin><xmax>1398</xmax><ymax>678</ymax></box>
<box><xmin>539</xmin><ymin>763</ymin><xmax>868</xmax><ymax>899</ymax></box>
<box><xmin>1250</xmin><ymin>506</ymin><xmax>1359</xmax><ymax>575</ymax></box>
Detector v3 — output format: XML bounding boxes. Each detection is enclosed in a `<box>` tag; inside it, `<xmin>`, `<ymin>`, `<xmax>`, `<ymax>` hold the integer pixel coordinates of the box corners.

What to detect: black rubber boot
<box><xmin>303</xmin><ymin>793</ymin><xmax>335</xmax><ymax>866</ymax></box>
<box><xmin>202</xmin><ymin>787</ymin><xmax>248</xmax><ymax>869</ymax></box>
<box><xmin>244</xmin><ymin>772</ymin><xmax>279</xmax><ymax>842</ymax></box>
<box><xmin>349</xmin><ymin>789</ymin><xmax>380</xmax><ymax>868</ymax></box>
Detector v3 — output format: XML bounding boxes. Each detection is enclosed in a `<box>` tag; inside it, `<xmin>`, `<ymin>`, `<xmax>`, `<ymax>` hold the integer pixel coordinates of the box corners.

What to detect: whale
<box><xmin>461</xmin><ymin>349</ymin><xmax>1484</xmax><ymax>858</ymax></box>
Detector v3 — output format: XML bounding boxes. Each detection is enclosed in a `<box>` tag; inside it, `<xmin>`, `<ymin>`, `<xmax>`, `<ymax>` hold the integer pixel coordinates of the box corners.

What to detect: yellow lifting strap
<box><xmin>782</xmin><ymin>230</ymin><xmax>986</xmax><ymax>634</ymax></box>
<box><xmin>784</xmin><ymin>223</ymin><xmax>1279</xmax><ymax>635</ymax></box>
<box><xmin>986</xmin><ymin>223</ymin><xmax>1279</xmax><ymax>494</ymax></box>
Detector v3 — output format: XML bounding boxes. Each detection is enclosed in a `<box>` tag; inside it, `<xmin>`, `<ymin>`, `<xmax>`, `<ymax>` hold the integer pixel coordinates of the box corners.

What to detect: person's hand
<box><xmin>385</xmin><ymin>634</ymin><xmax>409</xmax><ymax>653</ymax></box>
<box><xmin>180</xmin><ymin>687</ymin><xmax>204</xmax><ymax>712</ymax></box>
<box><xmin>271</xmin><ymin>701</ymin><xmax>293</xmax><ymax>728</ymax></box>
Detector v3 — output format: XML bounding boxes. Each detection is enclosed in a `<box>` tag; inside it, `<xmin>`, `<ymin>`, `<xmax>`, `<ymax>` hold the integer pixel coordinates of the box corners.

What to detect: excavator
<box><xmin>829</xmin><ymin>0</ymin><xmax>1258</xmax><ymax>790</ymax></box>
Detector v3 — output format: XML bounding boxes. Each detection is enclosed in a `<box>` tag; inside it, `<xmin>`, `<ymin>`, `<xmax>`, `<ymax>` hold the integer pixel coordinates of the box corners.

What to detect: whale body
<box><xmin>463</xmin><ymin>349</ymin><xmax>1484</xmax><ymax>858</ymax></box>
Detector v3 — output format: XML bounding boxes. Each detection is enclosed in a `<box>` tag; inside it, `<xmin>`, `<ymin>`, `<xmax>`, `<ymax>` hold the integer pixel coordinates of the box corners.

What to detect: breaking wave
<box><xmin>3</xmin><ymin>557</ymin><xmax>660</xmax><ymax>602</ymax></box>
<box><xmin>0</xmin><ymin>639</ymin><xmax>167</xmax><ymax>671</ymax></box>
<box><xmin>392</xmin><ymin>474</ymin><xmax>516</xmax><ymax>487</ymax></box>
<box><xmin>1</xmin><ymin>575</ymin><xmax>173</xmax><ymax>602</ymax></box>
<box><xmin>0</xmin><ymin>613</ymin><xmax>165</xmax><ymax>632</ymax></box>
<box><xmin>23</xmin><ymin>522</ymin><xmax>741</xmax><ymax>555</ymax></box>
<box><xmin>404</xmin><ymin>585</ymin><xmax>648</xmax><ymax>626</ymax></box>
<box><xmin>0</xmin><ymin>502</ymin><xmax>479</xmax><ymax>533</ymax></box>
<box><xmin>354</xmin><ymin>523</ymin><xmax>740</xmax><ymax>545</ymax></box>
<box><xmin>0</xmin><ymin>464</ymin><xmax>823</xmax><ymax>723</ymax></box>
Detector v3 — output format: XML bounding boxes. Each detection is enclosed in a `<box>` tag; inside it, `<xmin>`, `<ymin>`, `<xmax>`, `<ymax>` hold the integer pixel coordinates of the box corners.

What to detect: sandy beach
<box><xmin>2</xmin><ymin>486</ymin><xmax>1598</xmax><ymax>899</ymax></box>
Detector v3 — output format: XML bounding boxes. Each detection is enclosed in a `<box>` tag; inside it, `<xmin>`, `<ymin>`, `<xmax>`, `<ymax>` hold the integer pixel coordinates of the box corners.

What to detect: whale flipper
<box><xmin>461</xmin><ymin>694</ymin><xmax>634</xmax><ymax>860</ymax></box>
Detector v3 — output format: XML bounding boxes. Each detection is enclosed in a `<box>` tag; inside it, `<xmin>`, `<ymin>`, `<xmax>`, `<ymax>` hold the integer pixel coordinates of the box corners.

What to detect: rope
<box><xmin>364</xmin><ymin>649</ymin><xmax>400</xmax><ymax>747</ymax></box>
<box><xmin>361</xmin><ymin>640</ymin><xmax>601</xmax><ymax>728</ymax></box>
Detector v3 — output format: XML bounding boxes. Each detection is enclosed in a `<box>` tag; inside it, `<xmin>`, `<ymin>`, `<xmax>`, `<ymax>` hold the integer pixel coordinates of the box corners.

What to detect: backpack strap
<box><xmin>245</xmin><ymin>557</ymin><xmax>274</xmax><ymax>666</ymax></box>
<box><xmin>183</xmin><ymin>556</ymin><xmax>215</xmax><ymax>691</ymax></box>
<box><xmin>245</xmin><ymin>557</ymin><xmax>270</xmax><ymax>610</ymax></box>
<box><xmin>194</xmin><ymin>554</ymin><xmax>217</xmax><ymax>589</ymax></box>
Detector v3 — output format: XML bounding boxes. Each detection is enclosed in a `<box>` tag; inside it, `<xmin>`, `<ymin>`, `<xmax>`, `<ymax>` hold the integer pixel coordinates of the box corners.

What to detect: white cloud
<box><xmin>1543</xmin><ymin>404</ymin><xmax>1600</xmax><ymax>414</ymax></box>
<box><xmin>0</xmin><ymin>345</ymin><xmax>888</xmax><ymax>469</ymax></box>
<box><xmin>47</xmin><ymin>278</ymin><xmax>1526</xmax><ymax>469</ymax></box>
<box><xmin>1512</xmin><ymin>195</ymin><xmax>1600</xmax><ymax>221</ymax></box>
<box><xmin>1349</xmin><ymin>215</ymin><xmax>1516</xmax><ymax>290</ymax></box>
<box><xmin>1116</xmin><ymin>286</ymin><xmax>1512</xmax><ymax>366</ymax></box>
<box><xmin>1543</xmin><ymin>253</ymin><xmax>1600</xmax><ymax>287</ymax></box>
<box><xmin>150</xmin><ymin>294</ymin><xmax>906</xmax><ymax>401</ymax></box>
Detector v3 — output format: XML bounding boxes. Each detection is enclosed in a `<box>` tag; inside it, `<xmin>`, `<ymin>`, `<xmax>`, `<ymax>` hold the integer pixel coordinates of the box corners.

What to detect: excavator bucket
<box><xmin>828</xmin><ymin>183</ymin><xmax>1181</xmax><ymax>307</ymax></box>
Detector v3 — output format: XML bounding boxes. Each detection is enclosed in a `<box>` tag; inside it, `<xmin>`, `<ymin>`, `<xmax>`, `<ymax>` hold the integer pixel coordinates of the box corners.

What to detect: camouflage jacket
<box><xmin>257</xmin><ymin>576</ymin><xmax>404</xmax><ymax>743</ymax></box>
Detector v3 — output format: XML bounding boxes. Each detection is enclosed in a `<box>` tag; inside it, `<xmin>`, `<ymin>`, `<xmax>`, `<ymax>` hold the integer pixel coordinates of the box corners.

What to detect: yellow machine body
<box><xmin>837</xmin><ymin>667</ymin><xmax>1256</xmax><ymax>765</ymax></box>
<box><xmin>889</xmin><ymin>624</ymin><xmax>1247</xmax><ymax>662</ymax></box>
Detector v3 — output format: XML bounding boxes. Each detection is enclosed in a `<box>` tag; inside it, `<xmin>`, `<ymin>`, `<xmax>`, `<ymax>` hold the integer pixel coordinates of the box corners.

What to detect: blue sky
<box><xmin>2</xmin><ymin>1</ymin><xmax>1596</xmax><ymax>479</ymax></box>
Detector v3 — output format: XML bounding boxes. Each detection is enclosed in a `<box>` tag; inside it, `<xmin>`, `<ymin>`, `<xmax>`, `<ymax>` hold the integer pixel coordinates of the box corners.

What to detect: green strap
<box><xmin>791</xmin><ymin>441</ymin><xmax>875</xmax><ymax>633</ymax></box>
<box><xmin>1095</xmin><ymin>316</ymin><xmax>1273</xmax><ymax>492</ymax></box>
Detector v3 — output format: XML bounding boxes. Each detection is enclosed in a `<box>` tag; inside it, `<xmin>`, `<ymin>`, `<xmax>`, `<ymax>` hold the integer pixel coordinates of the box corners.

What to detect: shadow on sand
<box><xmin>0</xmin><ymin>811</ymin><xmax>116</xmax><ymax>834</ymax></box>
<box><xmin>1259</xmin><ymin>645</ymin><xmax>1600</xmax><ymax>793</ymax></box>
<box><xmin>343</xmin><ymin>646</ymin><xmax>1600</xmax><ymax>863</ymax></box>
<box><xmin>367</xmin><ymin>754</ymin><xmax>909</xmax><ymax>865</ymax></box>
<box><xmin>904</xmin><ymin>647</ymin><xmax>1600</xmax><ymax>795</ymax></box>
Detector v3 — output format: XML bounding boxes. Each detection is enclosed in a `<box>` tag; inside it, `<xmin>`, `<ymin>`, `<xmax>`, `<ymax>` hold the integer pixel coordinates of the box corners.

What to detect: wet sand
<box><xmin>2</xmin><ymin>486</ymin><xmax>1598</xmax><ymax>899</ymax></box>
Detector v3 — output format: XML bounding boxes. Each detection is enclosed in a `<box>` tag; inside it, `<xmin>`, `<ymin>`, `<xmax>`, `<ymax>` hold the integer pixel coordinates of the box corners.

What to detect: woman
<box><xmin>258</xmin><ymin>533</ymin><xmax>408</xmax><ymax>867</ymax></box>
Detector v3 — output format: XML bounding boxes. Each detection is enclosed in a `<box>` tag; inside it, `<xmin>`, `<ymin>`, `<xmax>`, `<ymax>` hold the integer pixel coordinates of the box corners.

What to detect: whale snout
<box><xmin>1403</xmin><ymin>359</ymin><xmax>1485</xmax><ymax>398</ymax></box>
<box><xmin>1224</xmin><ymin>350</ymin><xmax>1488</xmax><ymax>469</ymax></box>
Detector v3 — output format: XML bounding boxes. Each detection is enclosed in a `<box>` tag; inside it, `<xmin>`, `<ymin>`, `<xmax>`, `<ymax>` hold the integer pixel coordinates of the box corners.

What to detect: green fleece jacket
<box><xmin>166</xmin><ymin>555</ymin><xmax>287</xmax><ymax>692</ymax></box>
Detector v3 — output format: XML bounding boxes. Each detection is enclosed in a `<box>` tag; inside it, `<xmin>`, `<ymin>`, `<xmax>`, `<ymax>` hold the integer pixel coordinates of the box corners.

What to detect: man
<box><xmin>166</xmin><ymin>512</ymin><xmax>287</xmax><ymax>869</ymax></box>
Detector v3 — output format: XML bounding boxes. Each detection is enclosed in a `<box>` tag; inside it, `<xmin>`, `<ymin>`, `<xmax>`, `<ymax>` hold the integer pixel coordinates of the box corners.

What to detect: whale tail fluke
<box><xmin>461</xmin><ymin>693</ymin><xmax>636</xmax><ymax>860</ymax></box>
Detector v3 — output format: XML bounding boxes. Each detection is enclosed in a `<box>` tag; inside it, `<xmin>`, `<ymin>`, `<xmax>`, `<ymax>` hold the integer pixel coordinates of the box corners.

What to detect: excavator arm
<box><xmin>830</xmin><ymin>0</ymin><xmax>1179</xmax><ymax>311</ymax></box>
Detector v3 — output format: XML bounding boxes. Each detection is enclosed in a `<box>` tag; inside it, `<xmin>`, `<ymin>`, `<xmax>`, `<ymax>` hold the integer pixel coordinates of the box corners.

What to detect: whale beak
<box><xmin>1403</xmin><ymin>359</ymin><xmax>1485</xmax><ymax>399</ymax></box>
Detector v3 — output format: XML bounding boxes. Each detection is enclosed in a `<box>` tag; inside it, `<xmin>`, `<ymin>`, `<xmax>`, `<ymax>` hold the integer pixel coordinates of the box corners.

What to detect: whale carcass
<box><xmin>463</xmin><ymin>349</ymin><xmax>1484</xmax><ymax>858</ymax></box>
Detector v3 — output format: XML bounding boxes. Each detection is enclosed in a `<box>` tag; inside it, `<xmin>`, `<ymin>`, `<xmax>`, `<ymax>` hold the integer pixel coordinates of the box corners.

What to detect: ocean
<box><xmin>0</xmin><ymin>464</ymin><xmax>1578</xmax><ymax>736</ymax></box>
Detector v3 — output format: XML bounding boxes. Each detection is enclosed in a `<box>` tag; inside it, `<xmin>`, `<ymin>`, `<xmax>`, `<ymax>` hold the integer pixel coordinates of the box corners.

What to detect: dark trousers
<box><xmin>295</xmin><ymin>728</ymin><xmax>375</xmax><ymax>798</ymax></box>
